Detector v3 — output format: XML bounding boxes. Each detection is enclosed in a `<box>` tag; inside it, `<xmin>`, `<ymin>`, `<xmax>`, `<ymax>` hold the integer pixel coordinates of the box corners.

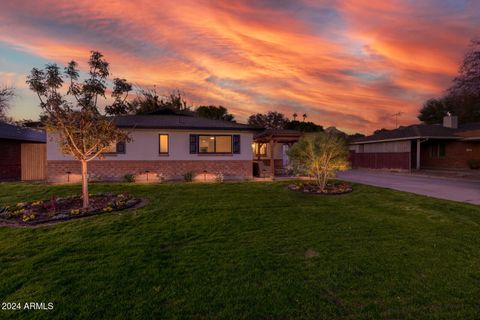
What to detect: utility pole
<box><xmin>392</xmin><ymin>112</ymin><xmax>403</xmax><ymax>128</ymax></box>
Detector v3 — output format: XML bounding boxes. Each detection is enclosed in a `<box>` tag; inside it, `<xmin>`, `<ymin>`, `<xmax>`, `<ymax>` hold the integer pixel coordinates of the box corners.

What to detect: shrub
<box><xmin>183</xmin><ymin>171</ymin><xmax>194</xmax><ymax>182</ymax></box>
<box><xmin>287</xmin><ymin>132</ymin><xmax>349</xmax><ymax>191</ymax></box>
<box><xmin>467</xmin><ymin>159</ymin><xmax>480</xmax><ymax>169</ymax></box>
<box><xmin>215</xmin><ymin>172</ymin><xmax>224</xmax><ymax>183</ymax></box>
<box><xmin>124</xmin><ymin>173</ymin><xmax>136</xmax><ymax>183</ymax></box>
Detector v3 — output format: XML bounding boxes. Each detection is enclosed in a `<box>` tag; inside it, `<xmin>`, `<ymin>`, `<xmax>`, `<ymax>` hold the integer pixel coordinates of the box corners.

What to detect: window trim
<box><xmin>198</xmin><ymin>134</ymin><xmax>233</xmax><ymax>154</ymax></box>
<box><xmin>158</xmin><ymin>134</ymin><xmax>169</xmax><ymax>155</ymax></box>
<box><xmin>103</xmin><ymin>141</ymin><xmax>125</xmax><ymax>155</ymax></box>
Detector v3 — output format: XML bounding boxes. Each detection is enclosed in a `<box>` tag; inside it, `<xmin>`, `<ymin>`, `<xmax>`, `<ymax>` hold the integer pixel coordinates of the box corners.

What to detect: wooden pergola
<box><xmin>254</xmin><ymin>129</ymin><xmax>302</xmax><ymax>177</ymax></box>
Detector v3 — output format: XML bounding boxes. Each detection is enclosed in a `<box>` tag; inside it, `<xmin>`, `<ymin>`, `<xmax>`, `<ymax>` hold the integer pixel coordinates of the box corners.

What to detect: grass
<box><xmin>0</xmin><ymin>181</ymin><xmax>479</xmax><ymax>319</ymax></box>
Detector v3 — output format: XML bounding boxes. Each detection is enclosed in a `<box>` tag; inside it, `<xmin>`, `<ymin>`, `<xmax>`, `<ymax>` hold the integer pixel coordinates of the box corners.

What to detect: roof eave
<box><xmin>350</xmin><ymin>136</ymin><xmax>460</xmax><ymax>145</ymax></box>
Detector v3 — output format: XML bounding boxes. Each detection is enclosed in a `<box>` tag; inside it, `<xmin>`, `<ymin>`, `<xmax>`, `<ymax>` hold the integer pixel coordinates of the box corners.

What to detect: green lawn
<box><xmin>0</xmin><ymin>181</ymin><xmax>479</xmax><ymax>319</ymax></box>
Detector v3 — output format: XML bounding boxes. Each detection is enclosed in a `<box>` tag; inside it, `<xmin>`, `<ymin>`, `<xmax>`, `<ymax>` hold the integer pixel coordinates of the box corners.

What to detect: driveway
<box><xmin>337</xmin><ymin>170</ymin><xmax>480</xmax><ymax>205</ymax></box>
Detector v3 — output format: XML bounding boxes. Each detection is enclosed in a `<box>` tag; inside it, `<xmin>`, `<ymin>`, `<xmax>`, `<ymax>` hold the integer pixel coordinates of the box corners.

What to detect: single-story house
<box><xmin>0</xmin><ymin>121</ymin><xmax>46</xmax><ymax>181</ymax></box>
<box><xmin>47</xmin><ymin>114</ymin><xmax>262</xmax><ymax>182</ymax></box>
<box><xmin>349</xmin><ymin>115</ymin><xmax>480</xmax><ymax>170</ymax></box>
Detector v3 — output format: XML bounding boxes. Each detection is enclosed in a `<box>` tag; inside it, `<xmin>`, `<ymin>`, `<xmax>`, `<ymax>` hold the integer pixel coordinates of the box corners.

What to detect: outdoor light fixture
<box><xmin>203</xmin><ymin>170</ymin><xmax>208</xmax><ymax>182</ymax></box>
<box><xmin>66</xmin><ymin>171</ymin><xmax>72</xmax><ymax>183</ymax></box>
<box><xmin>145</xmin><ymin>170</ymin><xmax>150</xmax><ymax>182</ymax></box>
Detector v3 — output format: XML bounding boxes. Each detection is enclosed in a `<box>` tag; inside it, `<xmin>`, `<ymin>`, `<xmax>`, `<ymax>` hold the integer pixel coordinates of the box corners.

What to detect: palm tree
<box><xmin>293</xmin><ymin>113</ymin><xmax>298</xmax><ymax>121</ymax></box>
<box><xmin>302</xmin><ymin>113</ymin><xmax>307</xmax><ymax>122</ymax></box>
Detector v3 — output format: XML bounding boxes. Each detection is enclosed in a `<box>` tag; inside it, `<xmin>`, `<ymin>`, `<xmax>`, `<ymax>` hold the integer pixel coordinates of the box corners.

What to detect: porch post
<box><xmin>416</xmin><ymin>139</ymin><xmax>421</xmax><ymax>170</ymax></box>
<box><xmin>270</xmin><ymin>140</ymin><xmax>275</xmax><ymax>177</ymax></box>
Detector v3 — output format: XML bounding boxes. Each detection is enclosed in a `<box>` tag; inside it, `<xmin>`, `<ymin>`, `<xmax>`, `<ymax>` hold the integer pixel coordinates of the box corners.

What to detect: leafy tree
<box><xmin>348</xmin><ymin>133</ymin><xmax>365</xmax><ymax>140</ymax></box>
<box><xmin>106</xmin><ymin>87</ymin><xmax>190</xmax><ymax>115</ymax></box>
<box><xmin>196</xmin><ymin>105</ymin><xmax>235</xmax><ymax>122</ymax></box>
<box><xmin>373</xmin><ymin>128</ymin><xmax>389</xmax><ymax>135</ymax></box>
<box><xmin>0</xmin><ymin>86</ymin><xmax>14</xmax><ymax>122</ymax></box>
<box><xmin>247</xmin><ymin>111</ymin><xmax>289</xmax><ymax>129</ymax></box>
<box><xmin>285</xmin><ymin>120</ymin><xmax>323</xmax><ymax>132</ymax></box>
<box><xmin>418</xmin><ymin>98</ymin><xmax>451</xmax><ymax>124</ymax></box>
<box><xmin>27</xmin><ymin>51</ymin><xmax>132</xmax><ymax>208</ymax></box>
<box><xmin>287</xmin><ymin>132</ymin><xmax>349</xmax><ymax>191</ymax></box>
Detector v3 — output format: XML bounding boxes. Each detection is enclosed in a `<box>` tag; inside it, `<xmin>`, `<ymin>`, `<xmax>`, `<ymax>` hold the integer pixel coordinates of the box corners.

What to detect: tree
<box><xmin>373</xmin><ymin>128</ymin><xmax>389</xmax><ymax>135</ymax></box>
<box><xmin>285</xmin><ymin>120</ymin><xmax>323</xmax><ymax>132</ymax></box>
<box><xmin>247</xmin><ymin>111</ymin><xmax>289</xmax><ymax>129</ymax></box>
<box><xmin>418</xmin><ymin>39</ymin><xmax>480</xmax><ymax>124</ymax></box>
<box><xmin>0</xmin><ymin>86</ymin><xmax>14</xmax><ymax>122</ymax></box>
<box><xmin>287</xmin><ymin>132</ymin><xmax>349</xmax><ymax>191</ymax></box>
<box><xmin>196</xmin><ymin>105</ymin><xmax>235</xmax><ymax>122</ymax></box>
<box><xmin>450</xmin><ymin>39</ymin><xmax>480</xmax><ymax>97</ymax></box>
<box><xmin>418</xmin><ymin>98</ymin><xmax>451</xmax><ymax>124</ymax></box>
<box><xmin>27</xmin><ymin>51</ymin><xmax>132</xmax><ymax>208</ymax></box>
<box><xmin>106</xmin><ymin>86</ymin><xmax>191</xmax><ymax>115</ymax></box>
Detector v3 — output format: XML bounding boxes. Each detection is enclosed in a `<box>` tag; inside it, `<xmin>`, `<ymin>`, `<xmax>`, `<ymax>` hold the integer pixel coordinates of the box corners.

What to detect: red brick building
<box><xmin>349</xmin><ymin>116</ymin><xmax>480</xmax><ymax>171</ymax></box>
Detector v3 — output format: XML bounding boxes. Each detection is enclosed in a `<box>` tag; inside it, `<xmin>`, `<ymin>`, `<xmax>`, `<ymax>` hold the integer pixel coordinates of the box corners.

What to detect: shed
<box><xmin>0</xmin><ymin>122</ymin><xmax>46</xmax><ymax>181</ymax></box>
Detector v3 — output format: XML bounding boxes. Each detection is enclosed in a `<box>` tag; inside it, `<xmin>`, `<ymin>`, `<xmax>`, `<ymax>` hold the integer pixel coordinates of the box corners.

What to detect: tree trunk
<box><xmin>81</xmin><ymin>160</ymin><xmax>89</xmax><ymax>208</ymax></box>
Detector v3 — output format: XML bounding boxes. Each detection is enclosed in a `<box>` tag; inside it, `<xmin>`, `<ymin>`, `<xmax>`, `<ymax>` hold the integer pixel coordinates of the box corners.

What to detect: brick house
<box><xmin>47</xmin><ymin>114</ymin><xmax>262</xmax><ymax>182</ymax></box>
<box><xmin>0</xmin><ymin>121</ymin><xmax>46</xmax><ymax>181</ymax></box>
<box><xmin>349</xmin><ymin>115</ymin><xmax>480</xmax><ymax>171</ymax></box>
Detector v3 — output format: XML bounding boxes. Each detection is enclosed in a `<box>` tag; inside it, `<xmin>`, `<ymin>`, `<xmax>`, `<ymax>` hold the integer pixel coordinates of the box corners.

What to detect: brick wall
<box><xmin>47</xmin><ymin>160</ymin><xmax>253</xmax><ymax>183</ymax></box>
<box><xmin>421</xmin><ymin>141</ymin><xmax>480</xmax><ymax>169</ymax></box>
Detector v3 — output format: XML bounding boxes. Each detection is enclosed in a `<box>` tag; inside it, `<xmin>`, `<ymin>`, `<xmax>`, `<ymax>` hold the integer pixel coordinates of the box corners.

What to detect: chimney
<box><xmin>443</xmin><ymin>113</ymin><xmax>458</xmax><ymax>128</ymax></box>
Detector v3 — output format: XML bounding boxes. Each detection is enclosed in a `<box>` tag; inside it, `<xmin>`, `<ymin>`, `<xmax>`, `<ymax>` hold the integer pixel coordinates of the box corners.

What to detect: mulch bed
<box><xmin>288</xmin><ymin>182</ymin><xmax>352</xmax><ymax>195</ymax></box>
<box><xmin>0</xmin><ymin>192</ymin><xmax>142</xmax><ymax>227</ymax></box>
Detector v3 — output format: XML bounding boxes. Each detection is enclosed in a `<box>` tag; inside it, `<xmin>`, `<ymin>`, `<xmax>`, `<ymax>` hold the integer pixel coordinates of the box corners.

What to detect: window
<box><xmin>252</xmin><ymin>143</ymin><xmax>267</xmax><ymax>157</ymax></box>
<box><xmin>103</xmin><ymin>141</ymin><xmax>125</xmax><ymax>154</ymax></box>
<box><xmin>430</xmin><ymin>142</ymin><xmax>446</xmax><ymax>158</ymax></box>
<box><xmin>198</xmin><ymin>135</ymin><xmax>232</xmax><ymax>154</ymax></box>
<box><xmin>159</xmin><ymin>134</ymin><xmax>169</xmax><ymax>154</ymax></box>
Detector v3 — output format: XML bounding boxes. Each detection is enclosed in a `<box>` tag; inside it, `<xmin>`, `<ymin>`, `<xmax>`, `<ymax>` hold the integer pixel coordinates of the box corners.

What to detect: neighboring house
<box><xmin>0</xmin><ymin>121</ymin><xmax>46</xmax><ymax>181</ymax></box>
<box><xmin>47</xmin><ymin>114</ymin><xmax>261</xmax><ymax>182</ymax></box>
<box><xmin>349</xmin><ymin>115</ymin><xmax>480</xmax><ymax>170</ymax></box>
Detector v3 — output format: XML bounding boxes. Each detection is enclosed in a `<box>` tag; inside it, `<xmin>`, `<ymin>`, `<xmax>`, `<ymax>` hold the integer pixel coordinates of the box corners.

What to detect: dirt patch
<box><xmin>0</xmin><ymin>192</ymin><xmax>144</xmax><ymax>227</ymax></box>
<box><xmin>304</xmin><ymin>249</ymin><xmax>319</xmax><ymax>258</ymax></box>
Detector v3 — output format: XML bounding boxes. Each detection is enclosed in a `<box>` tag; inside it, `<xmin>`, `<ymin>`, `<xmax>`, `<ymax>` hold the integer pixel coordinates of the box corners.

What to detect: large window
<box><xmin>252</xmin><ymin>143</ymin><xmax>267</xmax><ymax>157</ymax></box>
<box><xmin>159</xmin><ymin>134</ymin><xmax>169</xmax><ymax>155</ymax></box>
<box><xmin>199</xmin><ymin>135</ymin><xmax>232</xmax><ymax>154</ymax></box>
<box><xmin>430</xmin><ymin>142</ymin><xmax>446</xmax><ymax>158</ymax></box>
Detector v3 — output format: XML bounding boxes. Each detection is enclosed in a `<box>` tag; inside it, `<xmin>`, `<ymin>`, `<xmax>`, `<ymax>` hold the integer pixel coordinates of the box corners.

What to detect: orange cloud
<box><xmin>0</xmin><ymin>0</ymin><xmax>478</xmax><ymax>133</ymax></box>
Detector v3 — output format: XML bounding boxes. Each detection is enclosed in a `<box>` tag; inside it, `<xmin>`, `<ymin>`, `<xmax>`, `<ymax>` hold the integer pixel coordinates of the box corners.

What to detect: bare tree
<box><xmin>27</xmin><ymin>51</ymin><xmax>132</xmax><ymax>208</ymax></box>
<box><xmin>0</xmin><ymin>86</ymin><xmax>14</xmax><ymax>122</ymax></box>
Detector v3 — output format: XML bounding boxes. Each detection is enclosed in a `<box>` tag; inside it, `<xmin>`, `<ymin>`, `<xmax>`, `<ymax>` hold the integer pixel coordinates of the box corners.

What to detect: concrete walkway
<box><xmin>337</xmin><ymin>170</ymin><xmax>480</xmax><ymax>205</ymax></box>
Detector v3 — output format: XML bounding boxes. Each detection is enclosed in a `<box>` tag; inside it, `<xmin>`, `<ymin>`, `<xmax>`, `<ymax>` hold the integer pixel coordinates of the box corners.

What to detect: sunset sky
<box><xmin>0</xmin><ymin>0</ymin><xmax>479</xmax><ymax>134</ymax></box>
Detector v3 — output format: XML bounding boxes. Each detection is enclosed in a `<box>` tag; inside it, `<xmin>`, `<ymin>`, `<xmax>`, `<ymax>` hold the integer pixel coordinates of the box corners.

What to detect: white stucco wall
<box><xmin>47</xmin><ymin>129</ymin><xmax>254</xmax><ymax>161</ymax></box>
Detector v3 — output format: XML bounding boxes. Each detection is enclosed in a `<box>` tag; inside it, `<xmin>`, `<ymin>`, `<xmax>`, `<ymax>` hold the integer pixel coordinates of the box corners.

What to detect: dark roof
<box><xmin>112</xmin><ymin>115</ymin><xmax>261</xmax><ymax>131</ymax></box>
<box><xmin>0</xmin><ymin>122</ymin><xmax>46</xmax><ymax>143</ymax></box>
<box><xmin>351</xmin><ymin>124</ymin><xmax>460</xmax><ymax>144</ymax></box>
<box><xmin>254</xmin><ymin>129</ymin><xmax>302</xmax><ymax>139</ymax></box>
<box><xmin>457</xmin><ymin>122</ymin><xmax>480</xmax><ymax>132</ymax></box>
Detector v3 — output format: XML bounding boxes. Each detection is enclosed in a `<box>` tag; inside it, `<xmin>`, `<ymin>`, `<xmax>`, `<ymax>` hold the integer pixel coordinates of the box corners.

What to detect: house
<box><xmin>0</xmin><ymin>121</ymin><xmax>46</xmax><ymax>181</ymax></box>
<box><xmin>349</xmin><ymin>115</ymin><xmax>480</xmax><ymax>171</ymax></box>
<box><xmin>47</xmin><ymin>114</ymin><xmax>262</xmax><ymax>182</ymax></box>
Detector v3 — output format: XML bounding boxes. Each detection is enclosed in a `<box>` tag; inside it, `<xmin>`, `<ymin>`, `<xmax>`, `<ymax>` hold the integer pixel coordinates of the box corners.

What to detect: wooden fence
<box><xmin>21</xmin><ymin>143</ymin><xmax>47</xmax><ymax>181</ymax></box>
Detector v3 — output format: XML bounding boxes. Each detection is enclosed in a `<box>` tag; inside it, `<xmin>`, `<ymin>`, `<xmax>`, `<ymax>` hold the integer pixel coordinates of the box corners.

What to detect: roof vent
<box><xmin>443</xmin><ymin>115</ymin><xmax>458</xmax><ymax>128</ymax></box>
